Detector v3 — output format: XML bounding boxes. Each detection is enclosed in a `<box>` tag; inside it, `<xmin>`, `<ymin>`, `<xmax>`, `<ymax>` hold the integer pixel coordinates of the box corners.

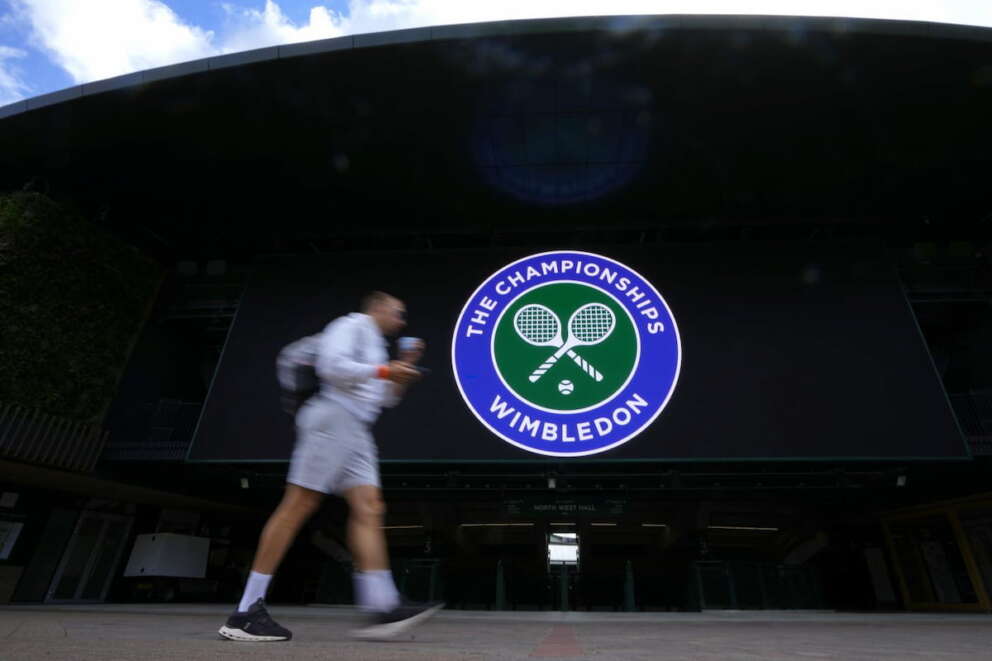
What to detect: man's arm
<box><xmin>316</xmin><ymin>318</ymin><xmax>421</xmax><ymax>394</ymax></box>
<box><xmin>383</xmin><ymin>364</ymin><xmax>420</xmax><ymax>407</ymax></box>
<box><xmin>382</xmin><ymin>340</ymin><xmax>426</xmax><ymax>407</ymax></box>
<box><xmin>315</xmin><ymin>318</ymin><xmax>380</xmax><ymax>388</ymax></box>
<box><xmin>382</xmin><ymin>382</ymin><xmax>404</xmax><ymax>409</ymax></box>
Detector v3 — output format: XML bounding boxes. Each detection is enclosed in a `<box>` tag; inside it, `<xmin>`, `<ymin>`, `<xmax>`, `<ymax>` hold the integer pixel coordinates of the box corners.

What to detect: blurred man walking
<box><xmin>219</xmin><ymin>291</ymin><xmax>441</xmax><ymax>642</ymax></box>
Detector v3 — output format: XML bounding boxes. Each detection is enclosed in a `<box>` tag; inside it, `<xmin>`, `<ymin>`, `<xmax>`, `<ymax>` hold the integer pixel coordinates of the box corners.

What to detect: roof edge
<box><xmin>1</xmin><ymin>13</ymin><xmax>990</xmax><ymax>120</ymax></box>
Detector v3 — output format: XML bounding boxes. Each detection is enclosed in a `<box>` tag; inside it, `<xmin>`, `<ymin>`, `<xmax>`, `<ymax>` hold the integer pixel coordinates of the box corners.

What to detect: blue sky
<box><xmin>2</xmin><ymin>0</ymin><xmax>992</xmax><ymax>108</ymax></box>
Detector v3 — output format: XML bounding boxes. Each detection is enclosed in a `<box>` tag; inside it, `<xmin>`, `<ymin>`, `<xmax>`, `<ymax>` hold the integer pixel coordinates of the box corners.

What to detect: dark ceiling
<box><xmin>1</xmin><ymin>15</ymin><xmax>991</xmax><ymax>258</ymax></box>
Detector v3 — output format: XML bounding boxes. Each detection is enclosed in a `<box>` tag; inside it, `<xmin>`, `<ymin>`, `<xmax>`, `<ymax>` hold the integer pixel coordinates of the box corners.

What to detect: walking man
<box><xmin>219</xmin><ymin>291</ymin><xmax>441</xmax><ymax>642</ymax></box>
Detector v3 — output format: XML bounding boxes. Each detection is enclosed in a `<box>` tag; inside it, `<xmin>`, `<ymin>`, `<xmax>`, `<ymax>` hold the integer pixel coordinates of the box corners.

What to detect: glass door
<box><xmin>47</xmin><ymin>512</ymin><xmax>133</xmax><ymax>603</ymax></box>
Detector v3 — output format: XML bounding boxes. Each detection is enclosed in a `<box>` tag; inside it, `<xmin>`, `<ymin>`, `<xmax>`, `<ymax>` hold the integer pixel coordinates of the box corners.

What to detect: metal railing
<box><xmin>0</xmin><ymin>401</ymin><xmax>108</xmax><ymax>472</ymax></box>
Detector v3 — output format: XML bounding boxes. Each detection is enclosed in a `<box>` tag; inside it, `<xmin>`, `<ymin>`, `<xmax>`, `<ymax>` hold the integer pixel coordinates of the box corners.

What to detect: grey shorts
<box><xmin>287</xmin><ymin>398</ymin><xmax>380</xmax><ymax>495</ymax></box>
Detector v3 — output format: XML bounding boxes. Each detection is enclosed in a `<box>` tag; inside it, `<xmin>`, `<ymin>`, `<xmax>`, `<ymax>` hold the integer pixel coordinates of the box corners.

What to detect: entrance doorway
<box><xmin>47</xmin><ymin>511</ymin><xmax>133</xmax><ymax>603</ymax></box>
<box><xmin>548</xmin><ymin>530</ymin><xmax>579</xmax><ymax>566</ymax></box>
<box><xmin>549</xmin><ymin>527</ymin><xmax>579</xmax><ymax>610</ymax></box>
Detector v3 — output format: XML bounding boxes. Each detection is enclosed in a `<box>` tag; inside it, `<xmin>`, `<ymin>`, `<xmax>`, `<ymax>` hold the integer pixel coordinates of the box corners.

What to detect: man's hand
<box><xmin>399</xmin><ymin>338</ymin><xmax>425</xmax><ymax>364</ymax></box>
<box><xmin>386</xmin><ymin>360</ymin><xmax>421</xmax><ymax>385</ymax></box>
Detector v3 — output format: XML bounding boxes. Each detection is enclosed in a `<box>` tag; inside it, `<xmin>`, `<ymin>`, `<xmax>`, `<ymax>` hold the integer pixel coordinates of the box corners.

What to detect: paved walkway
<box><xmin>2</xmin><ymin>604</ymin><xmax>992</xmax><ymax>660</ymax></box>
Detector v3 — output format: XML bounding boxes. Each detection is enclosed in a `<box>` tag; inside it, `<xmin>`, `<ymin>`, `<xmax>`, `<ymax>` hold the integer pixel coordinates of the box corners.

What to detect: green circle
<box><xmin>493</xmin><ymin>282</ymin><xmax>638</xmax><ymax>412</ymax></box>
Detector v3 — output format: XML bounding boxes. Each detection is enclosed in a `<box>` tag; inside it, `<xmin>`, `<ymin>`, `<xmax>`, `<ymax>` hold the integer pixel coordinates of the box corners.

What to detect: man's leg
<box><xmin>220</xmin><ymin>484</ymin><xmax>324</xmax><ymax>641</ymax></box>
<box><xmin>345</xmin><ymin>484</ymin><xmax>400</xmax><ymax>612</ymax></box>
<box><xmin>238</xmin><ymin>484</ymin><xmax>324</xmax><ymax>611</ymax></box>
<box><xmin>254</xmin><ymin>484</ymin><xmax>325</xmax><ymax>573</ymax></box>
<box><xmin>346</xmin><ymin>483</ymin><xmax>443</xmax><ymax>640</ymax></box>
<box><xmin>343</xmin><ymin>423</ymin><xmax>442</xmax><ymax>639</ymax></box>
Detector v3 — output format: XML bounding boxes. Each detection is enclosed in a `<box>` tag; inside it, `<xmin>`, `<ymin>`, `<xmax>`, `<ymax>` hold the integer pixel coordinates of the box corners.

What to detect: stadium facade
<box><xmin>2</xmin><ymin>15</ymin><xmax>992</xmax><ymax>612</ymax></box>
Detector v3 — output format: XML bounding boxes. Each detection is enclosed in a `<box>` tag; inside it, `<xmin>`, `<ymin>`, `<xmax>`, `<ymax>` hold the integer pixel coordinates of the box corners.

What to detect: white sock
<box><xmin>353</xmin><ymin>570</ymin><xmax>401</xmax><ymax>613</ymax></box>
<box><xmin>238</xmin><ymin>571</ymin><xmax>272</xmax><ymax>612</ymax></box>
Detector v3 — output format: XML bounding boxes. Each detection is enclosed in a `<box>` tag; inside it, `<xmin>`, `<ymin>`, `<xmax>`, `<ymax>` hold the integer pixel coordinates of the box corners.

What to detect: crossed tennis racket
<box><xmin>513</xmin><ymin>303</ymin><xmax>616</xmax><ymax>383</ymax></box>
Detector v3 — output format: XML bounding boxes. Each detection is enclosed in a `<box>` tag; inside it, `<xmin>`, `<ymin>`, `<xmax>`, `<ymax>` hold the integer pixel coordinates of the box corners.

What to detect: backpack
<box><xmin>276</xmin><ymin>334</ymin><xmax>321</xmax><ymax>415</ymax></box>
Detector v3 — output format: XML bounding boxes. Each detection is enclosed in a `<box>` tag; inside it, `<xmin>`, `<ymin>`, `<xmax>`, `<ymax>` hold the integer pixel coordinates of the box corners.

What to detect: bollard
<box><xmin>559</xmin><ymin>565</ymin><xmax>569</xmax><ymax>611</ymax></box>
<box><xmin>495</xmin><ymin>559</ymin><xmax>506</xmax><ymax>610</ymax></box>
<box><xmin>429</xmin><ymin>561</ymin><xmax>440</xmax><ymax>602</ymax></box>
<box><xmin>624</xmin><ymin>560</ymin><xmax>636</xmax><ymax>611</ymax></box>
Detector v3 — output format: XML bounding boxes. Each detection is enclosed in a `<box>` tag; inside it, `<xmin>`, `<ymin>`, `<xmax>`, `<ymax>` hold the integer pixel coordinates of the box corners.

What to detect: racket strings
<box><xmin>515</xmin><ymin>307</ymin><xmax>559</xmax><ymax>343</ymax></box>
<box><xmin>570</xmin><ymin>306</ymin><xmax>614</xmax><ymax>342</ymax></box>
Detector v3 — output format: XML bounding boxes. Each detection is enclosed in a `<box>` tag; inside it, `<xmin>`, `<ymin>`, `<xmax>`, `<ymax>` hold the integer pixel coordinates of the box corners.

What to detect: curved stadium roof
<box><xmin>1</xmin><ymin>14</ymin><xmax>990</xmax><ymax>256</ymax></box>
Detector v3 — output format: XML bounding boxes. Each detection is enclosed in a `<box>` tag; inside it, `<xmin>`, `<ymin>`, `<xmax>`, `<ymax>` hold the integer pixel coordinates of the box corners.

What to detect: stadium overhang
<box><xmin>1</xmin><ymin>14</ymin><xmax>990</xmax><ymax>256</ymax></box>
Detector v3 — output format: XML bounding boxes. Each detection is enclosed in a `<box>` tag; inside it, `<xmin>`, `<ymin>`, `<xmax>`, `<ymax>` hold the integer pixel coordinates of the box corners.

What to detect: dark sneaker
<box><xmin>351</xmin><ymin>601</ymin><xmax>444</xmax><ymax>641</ymax></box>
<box><xmin>218</xmin><ymin>599</ymin><xmax>292</xmax><ymax>642</ymax></box>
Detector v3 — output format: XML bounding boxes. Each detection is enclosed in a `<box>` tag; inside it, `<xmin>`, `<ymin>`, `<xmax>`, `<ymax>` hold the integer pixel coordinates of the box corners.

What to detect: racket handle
<box><xmin>566</xmin><ymin>349</ymin><xmax>603</xmax><ymax>382</ymax></box>
<box><xmin>529</xmin><ymin>353</ymin><xmax>561</xmax><ymax>382</ymax></box>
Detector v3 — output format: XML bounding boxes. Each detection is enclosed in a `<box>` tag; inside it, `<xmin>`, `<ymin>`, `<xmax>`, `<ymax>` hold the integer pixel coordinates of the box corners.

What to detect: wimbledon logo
<box><xmin>451</xmin><ymin>251</ymin><xmax>681</xmax><ymax>457</ymax></box>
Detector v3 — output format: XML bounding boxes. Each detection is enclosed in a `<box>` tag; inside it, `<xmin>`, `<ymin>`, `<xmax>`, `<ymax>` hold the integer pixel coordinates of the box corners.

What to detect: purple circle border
<box><xmin>451</xmin><ymin>251</ymin><xmax>681</xmax><ymax>457</ymax></box>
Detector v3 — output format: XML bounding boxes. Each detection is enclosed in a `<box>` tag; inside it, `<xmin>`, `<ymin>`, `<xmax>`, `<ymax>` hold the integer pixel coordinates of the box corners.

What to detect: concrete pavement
<box><xmin>2</xmin><ymin>604</ymin><xmax>991</xmax><ymax>660</ymax></box>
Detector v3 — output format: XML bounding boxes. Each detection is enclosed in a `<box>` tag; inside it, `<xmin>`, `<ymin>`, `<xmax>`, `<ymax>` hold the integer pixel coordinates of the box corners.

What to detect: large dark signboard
<box><xmin>188</xmin><ymin>242</ymin><xmax>967</xmax><ymax>462</ymax></box>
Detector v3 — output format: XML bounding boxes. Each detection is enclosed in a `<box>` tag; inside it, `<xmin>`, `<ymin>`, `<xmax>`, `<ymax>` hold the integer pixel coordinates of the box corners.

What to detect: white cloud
<box><xmin>219</xmin><ymin>1</ymin><xmax>345</xmax><ymax>53</ymax></box>
<box><xmin>278</xmin><ymin>0</ymin><xmax>992</xmax><ymax>39</ymax></box>
<box><xmin>0</xmin><ymin>45</ymin><xmax>31</xmax><ymax>105</ymax></box>
<box><xmin>10</xmin><ymin>0</ymin><xmax>992</xmax><ymax>89</ymax></box>
<box><xmin>13</xmin><ymin>0</ymin><xmax>215</xmax><ymax>83</ymax></box>
<box><xmin>194</xmin><ymin>0</ymin><xmax>992</xmax><ymax>55</ymax></box>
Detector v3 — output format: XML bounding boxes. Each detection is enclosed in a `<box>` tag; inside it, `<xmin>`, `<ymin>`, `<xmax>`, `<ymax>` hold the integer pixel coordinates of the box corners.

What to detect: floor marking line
<box><xmin>531</xmin><ymin>624</ymin><xmax>583</xmax><ymax>657</ymax></box>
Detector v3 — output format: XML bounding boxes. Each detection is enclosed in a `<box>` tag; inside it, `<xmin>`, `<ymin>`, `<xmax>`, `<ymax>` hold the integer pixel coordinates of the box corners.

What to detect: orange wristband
<box><xmin>377</xmin><ymin>365</ymin><xmax>390</xmax><ymax>379</ymax></box>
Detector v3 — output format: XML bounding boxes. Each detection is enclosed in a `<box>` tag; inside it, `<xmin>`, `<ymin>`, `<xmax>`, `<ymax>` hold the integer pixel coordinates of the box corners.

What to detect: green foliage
<box><xmin>0</xmin><ymin>192</ymin><xmax>161</xmax><ymax>421</ymax></box>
